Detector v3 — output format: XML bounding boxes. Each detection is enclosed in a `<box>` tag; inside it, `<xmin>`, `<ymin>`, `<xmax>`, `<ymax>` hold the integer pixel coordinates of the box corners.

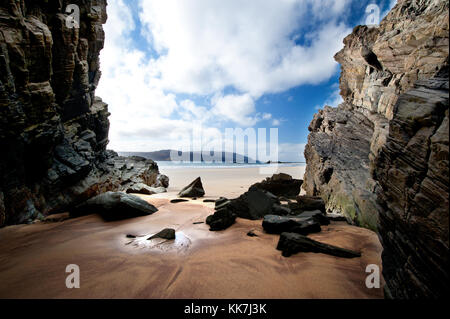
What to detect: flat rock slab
<box><xmin>263</xmin><ymin>215</ymin><xmax>321</xmax><ymax>235</ymax></box>
<box><xmin>178</xmin><ymin>177</ymin><xmax>205</xmax><ymax>197</ymax></box>
<box><xmin>170</xmin><ymin>199</ymin><xmax>189</xmax><ymax>203</ymax></box>
<box><xmin>277</xmin><ymin>232</ymin><xmax>361</xmax><ymax>258</ymax></box>
<box><xmin>70</xmin><ymin>192</ymin><xmax>158</xmax><ymax>221</ymax></box>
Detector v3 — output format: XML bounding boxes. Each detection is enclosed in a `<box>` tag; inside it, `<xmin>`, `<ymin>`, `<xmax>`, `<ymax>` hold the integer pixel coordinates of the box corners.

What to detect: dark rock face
<box><xmin>0</xmin><ymin>1</ymin><xmax>167</xmax><ymax>226</ymax></box>
<box><xmin>277</xmin><ymin>232</ymin><xmax>361</xmax><ymax>258</ymax></box>
<box><xmin>303</xmin><ymin>0</ymin><xmax>449</xmax><ymax>298</ymax></box>
<box><xmin>249</xmin><ymin>173</ymin><xmax>302</xmax><ymax>197</ymax></box>
<box><xmin>178</xmin><ymin>177</ymin><xmax>205</xmax><ymax>198</ymax></box>
<box><xmin>374</xmin><ymin>68</ymin><xmax>449</xmax><ymax>299</ymax></box>
<box><xmin>70</xmin><ymin>192</ymin><xmax>158</xmax><ymax>221</ymax></box>
<box><xmin>262</xmin><ymin>215</ymin><xmax>321</xmax><ymax>235</ymax></box>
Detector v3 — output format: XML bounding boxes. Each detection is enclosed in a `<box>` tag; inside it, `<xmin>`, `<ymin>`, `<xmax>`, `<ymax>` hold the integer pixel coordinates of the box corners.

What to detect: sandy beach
<box><xmin>159</xmin><ymin>165</ymin><xmax>306</xmax><ymax>199</ymax></box>
<box><xmin>0</xmin><ymin>166</ymin><xmax>384</xmax><ymax>299</ymax></box>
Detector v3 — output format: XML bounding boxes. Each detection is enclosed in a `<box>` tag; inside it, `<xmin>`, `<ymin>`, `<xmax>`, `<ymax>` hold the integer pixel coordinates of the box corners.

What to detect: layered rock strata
<box><xmin>0</xmin><ymin>1</ymin><xmax>166</xmax><ymax>226</ymax></box>
<box><xmin>304</xmin><ymin>0</ymin><xmax>449</xmax><ymax>298</ymax></box>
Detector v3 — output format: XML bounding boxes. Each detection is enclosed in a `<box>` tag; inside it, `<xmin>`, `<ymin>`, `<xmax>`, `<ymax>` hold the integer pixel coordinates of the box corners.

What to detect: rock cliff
<box><xmin>304</xmin><ymin>0</ymin><xmax>449</xmax><ymax>298</ymax></box>
<box><xmin>0</xmin><ymin>0</ymin><xmax>166</xmax><ymax>226</ymax></box>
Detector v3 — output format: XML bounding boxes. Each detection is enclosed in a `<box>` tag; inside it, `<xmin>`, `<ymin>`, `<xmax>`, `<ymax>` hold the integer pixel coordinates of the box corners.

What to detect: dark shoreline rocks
<box><xmin>277</xmin><ymin>232</ymin><xmax>361</xmax><ymax>258</ymax></box>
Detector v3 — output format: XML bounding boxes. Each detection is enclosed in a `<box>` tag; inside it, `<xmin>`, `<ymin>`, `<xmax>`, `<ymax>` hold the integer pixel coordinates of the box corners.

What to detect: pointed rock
<box><xmin>178</xmin><ymin>177</ymin><xmax>205</xmax><ymax>198</ymax></box>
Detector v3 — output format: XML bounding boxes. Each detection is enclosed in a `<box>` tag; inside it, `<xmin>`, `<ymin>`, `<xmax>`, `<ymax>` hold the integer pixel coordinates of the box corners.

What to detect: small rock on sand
<box><xmin>170</xmin><ymin>199</ymin><xmax>189</xmax><ymax>203</ymax></box>
<box><xmin>148</xmin><ymin>228</ymin><xmax>176</xmax><ymax>240</ymax></box>
<box><xmin>178</xmin><ymin>177</ymin><xmax>205</xmax><ymax>198</ymax></box>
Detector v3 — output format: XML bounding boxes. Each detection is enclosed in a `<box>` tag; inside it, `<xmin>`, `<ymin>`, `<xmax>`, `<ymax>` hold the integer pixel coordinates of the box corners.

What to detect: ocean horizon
<box><xmin>156</xmin><ymin>160</ymin><xmax>306</xmax><ymax>169</ymax></box>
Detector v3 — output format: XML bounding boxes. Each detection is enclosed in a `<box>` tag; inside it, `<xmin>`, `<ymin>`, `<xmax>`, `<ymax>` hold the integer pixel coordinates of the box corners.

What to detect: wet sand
<box><xmin>0</xmin><ymin>167</ymin><xmax>384</xmax><ymax>299</ymax></box>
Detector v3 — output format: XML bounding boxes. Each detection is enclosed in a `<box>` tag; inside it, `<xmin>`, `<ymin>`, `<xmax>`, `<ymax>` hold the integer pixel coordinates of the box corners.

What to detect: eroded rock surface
<box><xmin>0</xmin><ymin>1</ymin><xmax>167</xmax><ymax>226</ymax></box>
<box><xmin>304</xmin><ymin>0</ymin><xmax>449</xmax><ymax>298</ymax></box>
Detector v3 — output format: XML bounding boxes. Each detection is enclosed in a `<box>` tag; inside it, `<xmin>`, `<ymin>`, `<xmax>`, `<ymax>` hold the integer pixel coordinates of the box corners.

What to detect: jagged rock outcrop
<box><xmin>304</xmin><ymin>0</ymin><xmax>449</xmax><ymax>298</ymax></box>
<box><xmin>0</xmin><ymin>1</ymin><xmax>167</xmax><ymax>226</ymax></box>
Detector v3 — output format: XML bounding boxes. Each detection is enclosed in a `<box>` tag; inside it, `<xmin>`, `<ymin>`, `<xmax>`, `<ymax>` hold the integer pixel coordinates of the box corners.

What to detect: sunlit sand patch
<box><xmin>124</xmin><ymin>231</ymin><xmax>192</xmax><ymax>253</ymax></box>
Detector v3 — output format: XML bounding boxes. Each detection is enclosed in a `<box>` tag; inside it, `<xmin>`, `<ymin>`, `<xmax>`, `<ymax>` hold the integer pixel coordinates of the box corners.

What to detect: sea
<box><xmin>155</xmin><ymin>161</ymin><xmax>306</xmax><ymax>169</ymax></box>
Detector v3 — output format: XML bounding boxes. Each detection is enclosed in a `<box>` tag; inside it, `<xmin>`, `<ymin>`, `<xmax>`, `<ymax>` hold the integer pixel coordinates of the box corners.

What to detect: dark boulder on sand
<box><xmin>277</xmin><ymin>232</ymin><xmax>361</xmax><ymax>258</ymax></box>
<box><xmin>206</xmin><ymin>208</ymin><xmax>237</xmax><ymax>231</ymax></box>
<box><xmin>229</xmin><ymin>189</ymin><xmax>278</xmax><ymax>220</ymax></box>
<box><xmin>249</xmin><ymin>173</ymin><xmax>302</xmax><ymax>197</ymax></box>
<box><xmin>70</xmin><ymin>192</ymin><xmax>158</xmax><ymax>220</ymax></box>
<box><xmin>262</xmin><ymin>215</ymin><xmax>321</xmax><ymax>235</ymax></box>
<box><xmin>178</xmin><ymin>177</ymin><xmax>205</xmax><ymax>198</ymax></box>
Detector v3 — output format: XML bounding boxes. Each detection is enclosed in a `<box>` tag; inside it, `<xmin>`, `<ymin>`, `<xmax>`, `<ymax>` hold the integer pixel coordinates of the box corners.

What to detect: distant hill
<box><xmin>118</xmin><ymin>150</ymin><xmax>260</xmax><ymax>164</ymax></box>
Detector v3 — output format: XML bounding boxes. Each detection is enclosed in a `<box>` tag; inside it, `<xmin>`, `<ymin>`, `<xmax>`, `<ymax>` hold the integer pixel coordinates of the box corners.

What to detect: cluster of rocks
<box><xmin>0</xmin><ymin>1</ymin><xmax>169</xmax><ymax>226</ymax></box>
<box><xmin>205</xmin><ymin>174</ymin><xmax>360</xmax><ymax>258</ymax></box>
<box><xmin>303</xmin><ymin>0</ymin><xmax>449</xmax><ymax>297</ymax></box>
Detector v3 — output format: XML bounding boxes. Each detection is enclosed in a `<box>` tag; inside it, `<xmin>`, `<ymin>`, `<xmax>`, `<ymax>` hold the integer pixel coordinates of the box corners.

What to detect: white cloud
<box><xmin>139</xmin><ymin>0</ymin><xmax>351</xmax><ymax>98</ymax></box>
<box><xmin>211</xmin><ymin>93</ymin><xmax>258</xmax><ymax>126</ymax></box>
<box><xmin>97</xmin><ymin>0</ymin><xmax>353</xmax><ymax>157</ymax></box>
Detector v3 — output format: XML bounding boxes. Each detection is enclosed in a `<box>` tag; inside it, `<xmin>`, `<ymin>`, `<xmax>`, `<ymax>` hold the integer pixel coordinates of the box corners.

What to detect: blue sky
<box><xmin>97</xmin><ymin>0</ymin><xmax>396</xmax><ymax>161</ymax></box>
